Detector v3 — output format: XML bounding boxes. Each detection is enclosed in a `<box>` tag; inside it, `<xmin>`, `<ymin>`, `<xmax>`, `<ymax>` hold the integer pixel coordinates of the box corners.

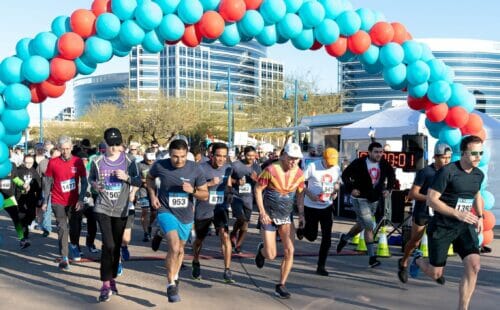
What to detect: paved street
<box><xmin>0</xmin><ymin>213</ymin><xmax>499</xmax><ymax>310</ymax></box>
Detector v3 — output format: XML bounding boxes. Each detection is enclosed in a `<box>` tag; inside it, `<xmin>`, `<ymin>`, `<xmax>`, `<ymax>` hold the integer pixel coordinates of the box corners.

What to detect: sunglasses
<box><xmin>130</xmin><ymin>149</ymin><xmax>138</xmax><ymax>151</ymax></box>
<box><xmin>466</xmin><ymin>151</ymin><xmax>483</xmax><ymax>156</ymax></box>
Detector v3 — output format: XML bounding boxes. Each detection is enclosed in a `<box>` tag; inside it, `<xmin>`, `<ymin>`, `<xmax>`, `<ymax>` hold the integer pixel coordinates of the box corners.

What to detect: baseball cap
<box><xmin>145</xmin><ymin>152</ymin><xmax>156</xmax><ymax>160</ymax></box>
<box><xmin>284</xmin><ymin>143</ymin><xmax>303</xmax><ymax>159</ymax></box>
<box><xmin>434</xmin><ymin>143</ymin><xmax>452</xmax><ymax>155</ymax></box>
<box><xmin>323</xmin><ymin>147</ymin><xmax>339</xmax><ymax>166</ymax></box>
<box><xmin>98</xmin><ymin>141</ymin><xmax>107</xmax><ymax>151</ymax></box>
<box><xmin>104</xmin><ymin>128</ymin><xmax>123</xmax><ymax>146</ymax></box>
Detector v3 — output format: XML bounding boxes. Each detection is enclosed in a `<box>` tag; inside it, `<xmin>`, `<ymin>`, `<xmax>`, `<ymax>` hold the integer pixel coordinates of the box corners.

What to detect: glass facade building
<box><xmin>340</xmin><ymin>39</ymin><xmax>500</xmax><ymax>119</ymax></box>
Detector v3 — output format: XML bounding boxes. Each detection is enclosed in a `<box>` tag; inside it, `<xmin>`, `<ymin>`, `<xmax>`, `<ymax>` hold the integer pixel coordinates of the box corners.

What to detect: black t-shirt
<box><xmin>412</xmin><ymin>164</ymin><xmax>437</xmax><ymax>209</ymax></box>
<box><xmin>231</xmin><ymin>160</ymin><xmax>262</xmax><ymax>209</ymax></box>
<box><xmin>430</xmin><ymin>161</ymin><xmax>484</xmax><ymax>227</ymax></box>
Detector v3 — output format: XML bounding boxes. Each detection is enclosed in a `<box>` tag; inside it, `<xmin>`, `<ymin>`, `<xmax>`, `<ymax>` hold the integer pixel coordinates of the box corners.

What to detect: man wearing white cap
<box><xmin>254</xmin><ymin>142</ymin><xmax>305</xmax><ymax>299</ymax></box>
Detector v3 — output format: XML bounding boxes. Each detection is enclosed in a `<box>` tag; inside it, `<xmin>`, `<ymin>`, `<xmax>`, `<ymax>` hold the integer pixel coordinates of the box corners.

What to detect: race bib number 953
<box><xmin>168</xmin><ymin>193</ymin><xmax>189</xmax><ymax>208</ymax></box>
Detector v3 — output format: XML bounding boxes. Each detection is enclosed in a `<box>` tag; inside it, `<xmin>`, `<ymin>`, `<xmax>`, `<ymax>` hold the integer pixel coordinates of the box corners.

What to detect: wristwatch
<box><xmin>478</xmin><ymin>214</ymin><xmax>483</xmax><ymax>219</ymax></box>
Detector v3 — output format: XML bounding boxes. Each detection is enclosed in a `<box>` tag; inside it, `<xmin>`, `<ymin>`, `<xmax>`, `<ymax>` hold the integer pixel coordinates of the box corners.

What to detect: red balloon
<box><xmin>198</xmin><ymin>11</ymin><xmax>225</xmax><ymax>39</ymax></box>
<box><xmin>70</xmin><ymin>9</ymin><xmax>96</xmax><ymax>38</ymax></box>
<box><xmin>182</xmin><ymin>25</ymin><xmax>202</xmax><ymax>48</ymax></box>
<box><xmin>461</xmin><ymin>113</ymin><xmax>483</xmax><ymax>135</ymax></box>
<box><xmin>408</xmin><ymin>96</ymin><xmax>432</xmax><ymax>111</ymax></box>
<box><xmin>57</xmin><ymin>32</ymin><xmax>85</xmax><ymax>60</ymax></box>
<box><xmin>425</xmin><ymin>103</ymin><xmax>448</xmax><ymax>122</ymax></box>
<box><xmin>325</xmin><ymin>37</ymin><xmax>347</xmax><ymax>57</ymax></box>
<box><xmin>219</xmin><ymin>0</ymin><xmax>247</xmax><ymax>23</ymax></box>
<box><xmin>91</xmin><ymin>0</ymin><xmax>111</xmax><ymax>17</ymax></box>
<box><xmin>310</xmin><ymin>40</ymin><xmax>323</xmax><ymax>51</ymax></box>
<box><xmin>347</xmin><ymin>30</ymin><xmax>371</xmax><ymax>54</ymax></box>
<box><xmin>40</xmin><ymin>79</ymin><xmax>66</xmax><ymax>98</ymax></box>
<box><xmin>474</xmin><ymin>128</ymin><xmax>487</xmax><ymax>141</ymax></box>
<box><xmin>29</xmin><ymin>83</ymin><xmax>47</xmax><ymax>103</ymax></box>
<box><xmin>369</xmin><ymin>22</ymin><xmax>394</xmax><ymax>46</ymax></box>
<box><xmin>391</xmin><ymin>22</ymin><xmax>408</xmax><ymax>44</ymax></box>
<box><xmin>482</xmin><ymin>229</ymin><xmax>494</xmax><ymax>246</ymax></box>
<box><xmin>244</xmin><ymin>0</ymin><xmax>262</xmax><ymax>10</ymax></box>
<box><xmin>445</xmin><ymin>106</ymin><xmax>469</xmax><ymax>128</ymax></box>
<box><xmin>483</xmin><ymin>211</ymin><xmax>496</xmax><ymax>231</ymax></box>
<box><xmin>50</xmin><ymin>57</ymin><xmax>77</xmax><ymax>84</ymax></box>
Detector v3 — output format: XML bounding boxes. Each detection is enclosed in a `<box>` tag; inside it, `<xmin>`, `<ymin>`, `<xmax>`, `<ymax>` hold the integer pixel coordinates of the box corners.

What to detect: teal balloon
<box><xmin>119</xmin><ymin>20</ymin><xmax>146</xmax><ymax>46</ymax></box>
<box><xmin>1</xmin><ymin>131</ymin><xmax>22</xmax><ymax>146</ymax></box>
<box><xmin>16</xmin><ymin>38</ymin><xmax>32</xmax><ymax>60</ymax></box>
<box><xmin>356</xmin><ymin>8</ymin><xmax>375</xmax><ymax>31</ymax></box>
<box><xmin>177</xmin><ymin>0</ymin><xmax>203</xmax><ymax>24</ymax></box>
<box><xmin>276</xmin><ymin>30</ymin><xmax>289</xmax><ymax>44</ymax></box>
<box><xmin>85</xmin><ymin>36</ymin><xmax>113</xmax><ymax>63</ymax></box>
<box><xmin>238</xmin><ymin>10</ymin><xmax>265</xmax><ymax>37</ymax></box>
<box><xmin>0</xmin><ymin>141</ymin><xmax>8</xmax><ymax>163</ymax></box>
<box><xmin>291</xmin><ymin>29</ymin><xmax>314</xmax><ymax>50</ymax></box>
<box><xmin>135</xmin><ymin>1</ymin><xmax>163</xmax><ymax>31</ymax></box>
<box><xmin>155</xmin><ymin>0</ymin><xmax>182</xmax><ymax>13</ymax></box>
<box><xmin>0</xmin><ymin>96</ymin><xmax>5</xmax><ymax>114</ymax></box>
<box><xmin>462</xmin><ymin>92</ymin><xmax>476</xmax><ymax>113</ymax></box>
<box><xmin>341</xmin><ymin>0</ymin><xmax>353</xmax><ymax>11</ymax></box>
<box><xmin>425</xmin><ymin>119</ymin><xmax>446</xmax><ymax>136</ymax></box>
<box><xmin>4</xmin><ymin>84</ymin><xmax>31</xmax><ymax>110</ymax></box>
<box><xmin>142</xmin><ymin>31</ymin><xmax>165</xmax><ymax>53</ymax></box>
<box><xmin>443</xmin><ymin>66</ymin><xmax>455</xmax><ymax>84</ymax></box>
<box><xmin>359</xmin><ymin>45</ymin><xmax>379</xmax><ymax>65</ymax></box>
<box><xmin>338</xmin><ymin>50</ymin><xmax>355</xmax><ymax>63</ymax></box>
<box><xmin>451</xmin><ymin>152</ymin><xmax>461</xmax><ymax>162</ymax></box>
<box><xmin>406</xmin><ymin>60</ymin><xmax>430</xmax><ymax>85</ymax></box>
<box><xmin>21</xmin><ymin>55</ymin><xmax>50</xmax><ymax>83</ymax></box>
<box><xmin>447</xmin><ymin>83</ymin><xmax>469</xmax><ymax>107</ymax></box>
<box><xmin>402</xmin><ymin>40</ymin><xmax>422</xmax><ymax>64</ymax></box>
<box><xmin>482</xmin><ymin>191</ymin><xmax>495</xmax><ymax>210</ymax></box>
<box><xmin>51</xmin><ymin>16</ymin><xmax>71</xmax><ymax>37</ymax></box>
<box><xmin>420</xmin><ymin>43</ymin><xmax>434</xmax><ymax>62</ymax></box>
<box><xmin>427</xmin><ymin>59</ymin><xmax>446</xmax><ymax>82</ymax></box>
<box><xmin>336</xmin><ymin>10</ymin><xmax>361</xmax><ymax>36</ymax></box>
<box><xmin>383</xmin><ymin>63</ymin><xmax>406</xmax><ymax>86</ymax></box>
<box><xmin>298</xmin><ymin>1</ymin><xmax>325</xmax><ymax>29</ymax></box>
<box><xmin>256</xmin><ymin>25</ymin><xmax>277</xmax><ymax>46</ymax></box>
<box><xmin>259</xmin><ymin>0</ymin><xmax>287</xmax><ymax>25</ymax></box>
<box><xmin>314</xmin><ymin>18</ymin><xmax>339</xmax><ymax>45</ymax></box>
<box><xmin>379</xmin><ymin>43</ymin><xmax>404</xmax><ymax>67</ymax></box>
<box><xmin>361</xmin><ymin>60</ymin><xmax>382</xmax><ymax>75</ymax></box>
<box><xmin>75</xmin><ymin>57</ymin><xmax>97</xmax><ymax>75</ymax></box>
<box><xmin>320</xmin><ymin>0</ymin><xmax>346</xmax><ymax>19</ymax></box>
<box><xmin>438</xmin><ymin>127</ymin><xmax>462</xmax><ymax>148</ymax></box>
<box><xmin>157</xmin><ymin>14</ymin><xmax>185</xmax><ymax>41</ymax></box>
<box><xmin>219</xmin><ymin>23</ymin><xmax>241</xmax><ymax>47</ymax></box>
<box><xmin>0</xmin><ymin>56</ymin><xmax>23</xmax><ymax>84</ymax></box>
<box><xmin>284</xmin><ymin>0</ymin><xmax>303</xmax><ymax>13</ymax></box>
<box><xmin>0</xmin><ymin>122</ymin><xmax>4</xmax><ymax>141</ymax></box>
<box><xmin>29</xmin><ymin>32</ymin><xmax>58</xmax><ymax>59</ymax></box>
<box><xmin>479</xmin><ymin>147</ymin><xmax>490</xmax><ymax>166</ymax></box>
<box><xmin>428</xmin><ymin>80</ymin><xmax>451</xmax><ymax>103</ymax></box>
<box><xmin>111</xmin><ymin>38</ymin><xmax>132</xmax><ymax>57</ymax></box>
<box><xmin>0</xmin><ymin>160</ymin><xmax>12</xmax><ymax>178</ymax></box>
<box><xmin>2</xmin><ymin>109</ymin><xmax>30</xmax><ymax>133</ymax></box>
<box><xmin>111</xmin><ymin>0</ymin><xmax>138</xmax><ymax>21</ymax></box>
<box><xmin>96</xmin><ymin>13</ymin><xmax>121</xmax><ymax>40</ymax></box>
<box><xmin>277</xmin><ymin>13</ymin><xmax>303</xmax><ymax>39</ymax></box>
<box><xmin>408</xmin><ymin>82</ymin><xmax>429</xmax><ymax>99</ymax></box>
<box><xmin>199</xmin><ymin>0</ymin><xmax>220</xmax><ymax>10</ymax></box>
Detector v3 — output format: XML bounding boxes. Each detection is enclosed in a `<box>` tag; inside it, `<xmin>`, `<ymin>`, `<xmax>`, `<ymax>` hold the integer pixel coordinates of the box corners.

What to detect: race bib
<box><xmin>322</xmin><ymin>182</ymin><xmax>335</xmax><ymax>194</ymax></box>
<box><xmin>61</xmin><ymin>178</ymin><xmax>76</xmax><ymax>193</ymax></box>
<box><xmin>0</xmin><ymin>179</ymin><xmax>11</xmax><ymax>190</ymax></box>
<box><xmin>272</xmin><ymin>216</ymin><xmax>292</xmax><ymax>225</ymax></box>
<box><xmin>239</xmin><ymin>183</ymin><xmax>252</xmax><ymax>194</ymax></box>
<box><xmin>168</xmin><ymin>192</ymin><xmax>189</xmax><ymax>208</ymax></box>
<box><xmin>455</xmin><ymin>198</ymin><xmax>473</xmax><ymax>213</ymax></box>
<box><xmin>209</xmin><ymin>191</ymin><xmax>225</xmax><ymax>205</ymax></box>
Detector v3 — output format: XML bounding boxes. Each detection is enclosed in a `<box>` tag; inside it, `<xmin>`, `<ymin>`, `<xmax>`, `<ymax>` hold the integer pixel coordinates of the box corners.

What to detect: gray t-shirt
<box><xmin>231</xmin><ymin>160</ymin><xmax>261</xmax><ymax>209</ymax></box>
<box><xmin>149</xmin><ymin>159</ymin><xmax>206</xmax><ymax>224</ymax></box>
<box><xmin>195</xmin><ymin>162</ymin><xmax>232</xmax><ymax>220</ymax></box>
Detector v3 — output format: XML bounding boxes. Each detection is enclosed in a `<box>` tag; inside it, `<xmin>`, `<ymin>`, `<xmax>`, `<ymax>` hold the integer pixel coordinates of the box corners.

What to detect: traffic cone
<box><xmin>356</xmin><ymin>230</ymin><xmax>367</xmax><ymax>252</ymax></box>
<box><xmin>420</xmin><ymin>230</ymin><xmax>429</xmax><ymax>258</ymax></box>
<box><xmin>376</xmin><ymin>226</ymin><xmax>391</xmax><ymax>257</ymax></box>
<box><xmin>350</xmin><ymin>233</ymin><xmax>360</xmax><ymax>245</ymax></box>
<box><xmin>447</xmin><ymin>244</ymin><xmax>455</xmax><ymax>256</ymax></box>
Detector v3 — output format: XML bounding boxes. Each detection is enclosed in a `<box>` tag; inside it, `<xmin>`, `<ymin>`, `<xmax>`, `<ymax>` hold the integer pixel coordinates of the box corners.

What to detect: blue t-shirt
<box><xmin>149</xmin><ymin>159</ymin><xmax>206</xmax><ymax>224</ymax></box>
<box><xmin>231</xmin><ymin>160</ymin><xmax>261</xmax><ymax>209</ymax></box>
<box><xmin>195</xmin><ymin>162</ymin><xmax>232</xmax><ymax>220</ymax></box>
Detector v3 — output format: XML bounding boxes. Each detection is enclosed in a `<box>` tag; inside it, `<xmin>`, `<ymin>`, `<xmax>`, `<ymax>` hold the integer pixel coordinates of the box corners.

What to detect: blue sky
<box><xmin>1</xmin><ymin>0</ymin><xmax>499</xmax><ymax>118</ymax></box>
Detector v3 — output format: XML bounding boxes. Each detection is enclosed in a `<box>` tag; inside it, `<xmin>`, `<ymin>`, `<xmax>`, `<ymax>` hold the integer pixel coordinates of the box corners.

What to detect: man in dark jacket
<box><xmin>337</xmin><ymin>141</ymin><xmax>396</xmax><ymax>267</ymax></box>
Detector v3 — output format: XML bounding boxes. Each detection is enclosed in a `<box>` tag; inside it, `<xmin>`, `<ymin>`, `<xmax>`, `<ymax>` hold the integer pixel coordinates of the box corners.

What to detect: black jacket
<box><xmin>342</xmin><ymin>156</ymin><xmax>396</xmax><ymax>202</ymax></box>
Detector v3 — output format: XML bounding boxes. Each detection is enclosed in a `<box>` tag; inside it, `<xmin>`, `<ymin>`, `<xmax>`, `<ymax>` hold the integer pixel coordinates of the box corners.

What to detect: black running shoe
<box><xmin>167</xmin><ymin>285</ymin><xmax>181</xmax><ymax>303</ymax></box>
<box><xmin>436</xmin><ymin>276</ymin><xmax>446</xmax><ymax>285</ymax></box>
<box><xmin>397</xmin><ymin>258</ymin><xmax>408</xmax><ymax>283</ymax></box>
<box><xmin>255</xmin><ymin>242</ymin><xmax>265</xmax><ymax>269</ymax></box>
<box><xmin>192</xmin><ymin>261</ymin><xmax>201</xmax><ymax>280</ymax></box>
<box><xmin>234</xmin><ymin>246</ymin><xmax>242</xmax><ymax>254</ymax></box>
<box><xmin>296</xmin><ymin>228</ymin><xmax>304</xmax><ymax>240</ymax></box>
<box><xmin>152</xmin><ymin>231</ymin><xmax>162</xmax><ymax>252</ymax></box>
<box><xmin>316</xmin><ymin>266</ymin><xmax>329</xmax><ymax>276</ymax></box>
<box><xmin>20</xmin><ymin>238</ymin><xmax>31</xmax><ymax>249</ymax></box>
<box><xmin>336</xmin><ymin>233</ymin><xmax>348</xmax><ymax>253</ymax></box>
<box><xmin>223</xmin><ymin>269</ymin><xmax>235</xmax><ymax>283</ymax></box>
<box><xmin>274</xmin><ymin>284</ymin><xmax>291</xmax><ymax>299</ymax></box>
<box><xmin>369</xmin><ymin>256</ymin><xmax>381</xmax><ymax>268</ymax></box>
<box><xmin>143</xmin><ymin>232</ymin><xmax>151</xmax><ymax>242</ymax></box>
<box><xmin>98</xmin><ymin>286</ymin><xmax>112</xmax><ymax>302</ymax></box>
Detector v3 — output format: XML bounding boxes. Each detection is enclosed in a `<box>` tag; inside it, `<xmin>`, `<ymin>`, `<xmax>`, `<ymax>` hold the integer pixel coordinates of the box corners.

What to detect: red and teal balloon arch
<box><xmin>0</xmin><ymin>0</ymin><xmax>495</xmax><ymax>239</ymax></box>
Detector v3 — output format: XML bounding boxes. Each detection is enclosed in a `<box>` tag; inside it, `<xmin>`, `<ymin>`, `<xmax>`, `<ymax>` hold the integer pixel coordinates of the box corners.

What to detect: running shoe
<box><xmin>409</xmin><ymin>250</ymin><xmax>423</xmax><ymax>278</ymax></box>
<box><xmin>369</xmin><ymin>256</ymin><xmax>381</xmax><ymax>268</ymax></box>
<box><xmin>117</xmin><ymin>261</ymin><xmax>123</xmax><ymax>277</ymax></box>
<box><xmin>192</xmin><ymin>261</ymin><xmax>201</xmax><ymax>280</ymax></box>
<box><xmin>316</xmin><ymin>266</ymin><xmax>329</xmax><ymax>276</ymax></box>
<box><xmin>230</xmin><ymin>232</ymin><xmax>237</xmax><ymax>248</ymax></box>
<box><xmin>234</xmin><ymin>246</ymin><xmax>242</xmax><ymax>254</ymax></box>
<box><xmin>152</xmin><ymin>230</ymin><xmax>163</xmax><ymax>252</ymax></box>
<box><xmin>58</xmin><ymin>257</ymin><xmax>70</xmax><ymax>271</ymax></box>
<box><xmin>121</xmin><ymin>246</ymin><xmax>130</xmax><ymax>261</ymax></box>
<box><xmin>98</xmin><ymin>285</ymin><xmax>112</xmax><ymax>302</ymax></box>
<box><xmin>255</xmin><ymin>242</ymin><xmax>265</xmax><ymax>269</ymax></box>
<box><xmin>110</xmin><ymin>279</ymin><xmax>118</xmax><ymax>295</ymax></box>
<box><xmin>296</xmin><ymin>228</ymin><xmax>304</xmax><ymax>240</ymax></box>
<box><xmin>167</xmin><ymin>284</ymin><xmax>181</xmax><ymax>303</ymax></box>
<box><xmin>87</xmin><ymin>244</ymin><xmax>99</xmax><ymax>254</ymax></box>
<box><xmin>274</xmin><ymin>284</ymin><xmax>291</xmax><ymax>299</ymax></box>
<box><xmin>69</xmin><ymin>244</ymin><xmax>81</xmax><ymax>261</ymax></box>
<box><xmin>223</xmin><ymin>269</ymin><xmax>235</xmax><ymax>283</ymax></box>
<box><xmin>42</xmin><ymin>230</ymin><xmax>50</xmax><ymax>237</ymax></box>
<box><xmin>397</xmin><ymin>258</ymin><xmax>408</xmax><ymax>283</ymax></box>
<box><xmin>19</xmin><ymin>238</ymin><xmax>31</xmax><ymax>249</ymax></box>
<box><xmin>336</xmin><ymin>233</ymin><xmax>348</xmax><ymax>253</ymax></box>
<box><xmin>143</xmin><ymin>232</ymin><xmax>151</xmax><ymax>242</ymax></box>
<box><xmin>436</xmin><ymin>276</ymin><xmax>446</xmax><ymax>285</ymax></box>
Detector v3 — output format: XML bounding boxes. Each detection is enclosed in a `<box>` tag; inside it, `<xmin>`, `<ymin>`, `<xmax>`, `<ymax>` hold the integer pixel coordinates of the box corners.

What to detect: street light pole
<box><xmin>227</xmin><ymin>67</ymin><xmax>232</xmax><ymax>149</ymax></box>
<box><xmin>39</xmin><ymin>102</ymin><xmax>43</xmax><ymax>143</ymax></box>
<box><xmin>293</xmin><ymin>79</ymin><xmax>299</xmax><ymax>143</ymax></box>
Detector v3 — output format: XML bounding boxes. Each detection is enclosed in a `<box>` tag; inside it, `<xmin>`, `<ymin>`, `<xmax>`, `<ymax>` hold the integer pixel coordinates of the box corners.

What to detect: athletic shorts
<box><xmin>125</xmin><ymin>211</ymin><xmax>135</xmax><ymax>229</ymax></box>
<box><xmin>157</xmin><ymin>212</ymin><xmax>193</xmax><ymax>241</ymax></box>
<box><xmin>412</xmin><ymin>204</ymin><xmax>430</xmax><ymax>227</ymax></box>
<box><xmin>231</xmin><ymin>200</ymin><xmax>253</xmax><ymax>222</ymax></box>
<box><xmin>194</xmin><ymin>208</ymin><xmax>229</xmax><ymax>239</ymax></box>
<box><xmin>352</xmin><ymin>197</ymin><xmax>379</xmax><ymax>230</ymax></box>
<box><xmin>427</xmin><ymin>222</ymin><xmax>480</xmax><ymax>267</ymax></box>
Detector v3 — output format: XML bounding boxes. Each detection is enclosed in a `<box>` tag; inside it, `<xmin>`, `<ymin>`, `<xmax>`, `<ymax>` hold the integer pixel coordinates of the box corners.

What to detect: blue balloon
<box><xmin>443</xmin><ymin>66</ymin><xmax>455</xmax><ymax>84</ymax></box>
<box><xmin>0</xmin><ymin>159</ymin><xmax>12</xmax><ymax>178</ymax></box>
<box><xmin>16</xmin><ymin>38</ymin><xmax>32</xmax><ymax>60</ymax></box>
<box><xmin>383</xmin><ymin>63</ymin><xmax>406</xmax><ymax>86</ymax></box>
<box><xmin>479</xmin><ymin>146</ymin><xmax>490</xmax><ymax>166</ymax></box>
<box><xmin>0</xmin><ymin>96</ymin><xmax>5</xmax><ymax>114</ymax></box>
<box><xmin>256</xmin><ymin>25</ymin><xmax>277</xmax><ymax>46</ymax></box>
<box><xmin>96</xmin><ymin>13</ymin><xmax>121</xmax><ymax>40</ymax></box>
<box><xmin>135</xmin><ymin>1</ymin><xmax>163</xmax><ymax>31</ymax></box>
<box><xmin>75</xmin><ymin>57</ymin><xmax>97</xmax><ymax>75</ymax></box>
<box><xmin>291</xmin><ymin>29</ymin><xmax>314</xmax><ymax>50</ymax></box>
<box><xmin>0</xmin><ymin>56</ymin><xmax>23</xmax><ymax>84</ymax></box>
<box><xmin>277</xmin><ymin>13</ymin><xmax>303</xmax><ymax>39</ymax></box>
<box><xmin>425</xmin><ymin>119</ymin><xmax>446</xmax><ymax>138</ymax></box>
<box><xmin>336</xmin><ymin>10</ymin><xmax>361</xmax><ymax>36</ymax></box>
<box><xmin>447</xmin><ymin>83</ymin><xmax>469</xmax><ymax>107</ymax></box>
<box><xmin>21</xmin><ymin>55</ymin><xmax>50</xmax><ymax>83</ymax></box>
<box><xmin>2</xmin><ymin>109</ymin><xmax>30</xmax><ymax>133</ymax></box>
<box><xmin>199</xmin><ymin>0</ymin><xmax>220</xmax><ymax>11</ymax></box>
<box><xmin>142</xmin><ymin>31</ymin><xmax>165</xmax><ymax>53</ymax></box>
<box><xmin>320</xmin><ymin>0</ymin><xmax>346</xmax><ymax>19</ymax></box>
<box><xmin>119</xmin><ymin>20</ymin><xmax>146</xmax><ymax>47</ymax></box>
<box><xmin>157</xmin><ymin>14</ymin><xmax>185</xmax><ymax>41</ymax></box>
<box><xmin>85</xmin><ymin>36</ymin><xmax>113</xmax><ymax>64</ymax></box>
<box><xmin>0</xmin><ymin>81</ymin><xmax>5</xmax><ymax>95</ymax></box>
<box><xmin>284</xmin><ymin>0</ymin><xmax>303</xmax><ymax>13</ymax></box>
<box><xmin>462</xmin><ymin>92</ymin><xmax>476</xmax><ymax>112</ymax></box>
<box><xmin>4</xmin><ymin>84</ymin><xmax>31</xmax><ymax>110</ymax></box>
<box><xmin>314</xmin><ymin>18</ymin><xmax>339</xmax><ymax>45</ymax></box>
<box><xmin>29</xmin><ymin>32</ymin><xmax>58</xmax><ymax>59</ymax></box>
<box><xmin>51</xmin><ymin>16</ymin><xmax>71</xmax><ymax>37</ymax></box>
<box><xmin>408</xmin><ymin>82</ymin><xmax>429</xmax><ymax>99</ymax></box>
<box><xmin>1</xmin><ymin>131</ymin><xmax>22</xmax><ymax>147</ymax></box>
<box><xmin>427</xmin><ymin>59</ymin><xmax>446</xmax><ymax>82</ymax></box>
<box><xmin>0</xmin><ymin>141</ymin><xmax>8</xmax><ymax>163</ymax></box>
<box><xmin>356</xmin><ymin>8</ymin><xmax>375</xmax><ymax>31</ymax></box>
<box><xmin>359</xmin><ymin>45</ymin><xmax>379</xmax><ymax>65</ymax></box>
<box><xmin>219</xmin><ymin>23</ymin><xmax>241</xmax><ymax>47</ymax></box>
<box><xmin>482</xmin><ymin>190</ymin><xmax>495</xmax><ymax>210</ymax></box>
<box><xmin>111</xmin><ymin>39</ymin><xmax>132</xmax><ymax>57</ymax></box>
<box><xmin>177</xmin><ymin>0</ymin><xmax>203</xmax><ymax>24</ymax></box>
<box><xmin>406</xmin><ymin>60</ymin><xmax>430</xmax><ymax>85</ymax></box>
<box><xmin>238</xmin><ymin>10</ymin><xmax>265</xmax><ymax>37</ymax></box>
<box><xmin>361</xmin><ymin>60</ymin><xmax>382</xmax><ymax>75</ymax></box>
<box><xmin>402</xmin><ymin>40</ymin><xmax>422</xmax><ymax>64</ymax></box>
<box><xmin>438</xmin><ymin>127</ymin><xmax>462</xmax><ymax>148</ymax></box>
<box><xmin>111</xmin><ymin>0</ymin><xmax>138</xmax><ymax>21</ymax></box>
<box><xmin>338</xmin><ymin>50</ymin><xmax>356</xmax><ymax>63</ymax></box>
<box><xmin>298</xmin><ymin>1</ymin><xmax>325</xmax><ymax>29</ymax></box>
<box><xmin>419</xmin><ymin>43</ymin><xmax>434</xmax><ymax>62</ymax></box>
<box><xmin>379</xmin><ymin>43</ymin><xmax>404</xmax><ymax>67</ymax></box>
<box><xmin>259</xmin><ymin>0</ymin><xmax>287</xmax><ymax>25</ymax></box>
<box><xmin>427</xmin><ymin>80</ymin><xmax>451</xmax><ymax>103</ymax></box>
